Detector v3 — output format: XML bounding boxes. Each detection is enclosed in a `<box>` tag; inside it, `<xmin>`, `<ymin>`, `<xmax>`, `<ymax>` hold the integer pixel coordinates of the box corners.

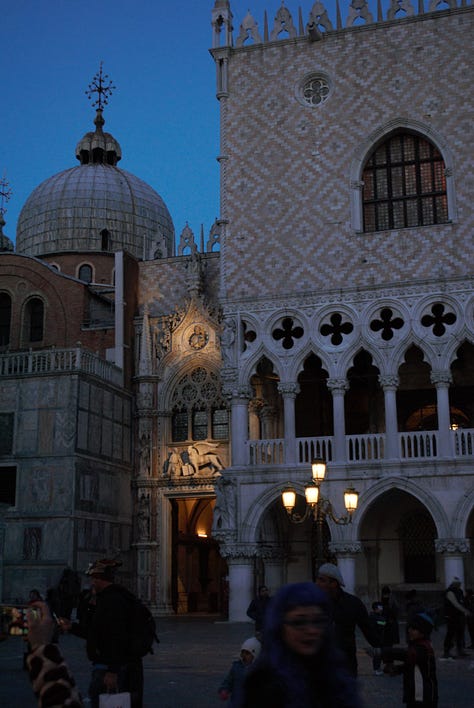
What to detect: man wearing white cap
<box><xmin>316</xmin><ymin>562</ymin><xmax>378</xmax><ymax>676</ymax></box>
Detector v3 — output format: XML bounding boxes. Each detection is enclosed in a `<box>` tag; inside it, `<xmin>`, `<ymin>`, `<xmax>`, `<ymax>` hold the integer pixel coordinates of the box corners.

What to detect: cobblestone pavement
<box><xmin>0</xmin><ymin>616</ymin><xmax>472</xmax><ymax>707</ymax></box>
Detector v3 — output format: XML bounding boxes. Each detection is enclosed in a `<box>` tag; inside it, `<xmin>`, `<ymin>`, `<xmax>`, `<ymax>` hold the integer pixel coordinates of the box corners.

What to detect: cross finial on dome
<box><xmin>0</xmin><ymin>171</ymin><xmax>12</xmax><ymax>216</ymax></box>
<box><xmin>85</xmin><ymin>62</ymin><xmax>116</xmax><ymax>111</ymax></box>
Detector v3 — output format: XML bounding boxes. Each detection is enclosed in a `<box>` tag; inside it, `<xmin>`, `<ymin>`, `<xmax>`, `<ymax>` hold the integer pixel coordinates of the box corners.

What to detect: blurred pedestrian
<box><xmin>241</xmin><ymin>582</ymin><xmax>360</xmax><ymax>708</ymax></box>
<box><xmin>368</xmin><ymin>601</ymin><xmax>386</xmax><ymax>675</ymax></box>
<box><xmin>380</xmin><ymin>585</ymin><xmax>400</xmax><ymax>674</ymax></box>
<box><xmin>218</xmin><ymin>636</ymin><xmax>261</xmax><ymax>706</ymax></box>
<box><xmin>61</xmin><ymin>558</ymin><xmax>144</xmax><ymax>708</ymax></box>
<box><xmin>25</xmin><ymin>600</ymin><xmax>82</xmax><ymax>707</ymax></box>
<box><xmin>383</xmin><ymin>612</ymin><xmax>438</xmax><ymax>708</ymax></box>
<box><xmin>57</xmin><ymin>567</ymin><xmax>81</xmax><ymax>620</ymax></box>
<box><xmin>464</xmin><ymin>588</ymin><xmax>474</xmax><ymax>649</ymax></box>
<box><xmin>246</xmin><ymin>585</ymin><xmax>271</xmax><ymax>638</ymax></box>
<box><xmin>316</xmin><ymin>562</ymin><xmax>378</xmax><ymax>676</ymax></box>
<box><xmin>405</xmin><ymin>590</ymin><xmax>425</xmax><ymax>642</ymax></box>
<box><xmin>442</xmin><ymin>577</ymin><xmax>470</xmax><ymax>659</ymax></box>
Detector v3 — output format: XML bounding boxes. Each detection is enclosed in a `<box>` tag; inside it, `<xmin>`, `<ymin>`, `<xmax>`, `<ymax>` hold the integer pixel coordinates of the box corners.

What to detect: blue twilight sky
<box><xmin>2</xmin><ymin>0</ymin><xmax>394</xmax><ymax>248</ymax></box>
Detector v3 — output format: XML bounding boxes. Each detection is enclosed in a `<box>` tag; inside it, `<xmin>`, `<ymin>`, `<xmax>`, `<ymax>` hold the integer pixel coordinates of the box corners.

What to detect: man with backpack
<box><xmin>62</xmin><ymin>558</ymin><xmax>156</xmax><ymax>708</ymax></box>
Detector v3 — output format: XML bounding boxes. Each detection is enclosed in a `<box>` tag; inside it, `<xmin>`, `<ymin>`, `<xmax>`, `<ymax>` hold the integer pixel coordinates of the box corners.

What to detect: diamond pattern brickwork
<box><xmin>220</xmin><ymin>11</ymin><xmax>474</xmax><ymax>302</ymax></box>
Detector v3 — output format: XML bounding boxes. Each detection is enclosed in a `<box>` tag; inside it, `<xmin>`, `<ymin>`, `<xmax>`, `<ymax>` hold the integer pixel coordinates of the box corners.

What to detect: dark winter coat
<box><xmin>219</xmin><ymin>659</ymin><xmax>250</xmax><ymax>708</ymax></box>
<box><xmin>71</xmin><ymin>584</ymin><xmax>134</xmax><ymax>671</ymax></box>
<box><xmin>402</xmin><ymin>638</ymin><xmax>438</xmax><ymax>707</ymax></box>
<box><xmin>328</xmin><ymin>590</ymin><xmax>379</xmax><ymax>675</ymax></box>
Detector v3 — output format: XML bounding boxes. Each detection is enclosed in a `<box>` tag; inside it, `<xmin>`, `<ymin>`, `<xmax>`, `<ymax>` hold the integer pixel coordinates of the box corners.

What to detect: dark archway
<box><xmin>171</xmin><ymin>497</ymin><xmax>227</xmax><ymax>615</ymax></box>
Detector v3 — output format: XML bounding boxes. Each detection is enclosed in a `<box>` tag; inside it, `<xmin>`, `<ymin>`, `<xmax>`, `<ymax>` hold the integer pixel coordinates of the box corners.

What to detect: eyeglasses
<box><xmin>284</xmin><ymin>617</ymin><xmax>328</xmax><ymax>629</ymax></box>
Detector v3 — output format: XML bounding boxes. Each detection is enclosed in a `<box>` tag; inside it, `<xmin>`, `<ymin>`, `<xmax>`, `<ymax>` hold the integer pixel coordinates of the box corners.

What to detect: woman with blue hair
<box><xmin>241</xmin><ymin>582</ymin><xmax>361</xmax><ymax>708</ymax></box>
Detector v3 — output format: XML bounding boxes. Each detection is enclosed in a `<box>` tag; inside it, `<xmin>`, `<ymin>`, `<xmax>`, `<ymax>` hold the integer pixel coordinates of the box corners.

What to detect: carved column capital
<box><xmin>430</xmin><ymin>371</ymin><xmax>452</xmax><ymax>387</ymax></box>
<box><xmin>278</xmin><ymin>382</ymin><xmax>300</xmax><ymax>398</ymax></box>
<box><xmin>326</xmin><ymin>377</ymin><xmax>349</xmax><ymax>393</ymax></box>
<box><xmin>217</xmin><ymin>543</ymin><xmax>258</xmax><ymax>561</ymax></box>
<box><xmin>378</xmin><ymin>374</ymin><xmax>399</xmax><ymax>389</ymax></box>
<box><xmin>435</xmin><ymin>538</ymin><xmax>470</xmax><ymax>554</ymax></box>
<box><xmin>328</xmin><ymin>541</ymin><xmax>363</xmax><ymax>556</ymax></box>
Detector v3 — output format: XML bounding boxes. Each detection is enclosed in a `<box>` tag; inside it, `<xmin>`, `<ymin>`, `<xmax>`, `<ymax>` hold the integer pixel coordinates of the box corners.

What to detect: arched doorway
<box><xmin>359</xmin><ymin>489</ymin><xmax>439</xmax><ymax>610</ymax></box>
<box><xmin>255</xmin><ymin>497</ymin><xmax>332</xmax><ymax>591</ymax></box>
<box><xmin>171</xmin><ymin>497</ymin><xmax>228</xmax><ymax>615</ymax></box>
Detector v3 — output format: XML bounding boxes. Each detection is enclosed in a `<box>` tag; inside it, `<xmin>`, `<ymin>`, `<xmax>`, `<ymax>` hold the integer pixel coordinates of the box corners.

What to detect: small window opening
<box><xmin>0</xmin><ymin>293</ymin><xmax>12</xmax><ymax>346</ymax></box>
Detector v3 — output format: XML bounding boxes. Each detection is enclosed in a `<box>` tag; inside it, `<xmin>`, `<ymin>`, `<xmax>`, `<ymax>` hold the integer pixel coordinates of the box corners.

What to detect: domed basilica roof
<box><xmin>16</xmin><ymin>108</ymin><xmax>175</xmax><ymax>259</ymax></box>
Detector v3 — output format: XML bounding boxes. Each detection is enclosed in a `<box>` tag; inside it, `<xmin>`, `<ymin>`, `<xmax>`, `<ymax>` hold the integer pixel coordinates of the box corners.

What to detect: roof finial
<box><xmin>0</xmin><ymin>171</ymin><xmax>12</xmax><ymax>216</ymax></box>
<box><xmin>85</xmin><ymin>62</ymin><xmax>116</xmax><ymax>111</ymax></box>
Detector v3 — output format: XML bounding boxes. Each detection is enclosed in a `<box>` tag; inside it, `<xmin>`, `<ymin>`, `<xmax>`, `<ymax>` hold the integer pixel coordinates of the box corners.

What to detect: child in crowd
<box><xmin>384</xmin><ymin>612</ymin><xmax>438</xmax><ymax>708</ymax></box>
<box><xmin>369</xmin><ymin>601</ymin><xmax>387</xmax><ymax>675</ymax></box>
<box><xmin>218</xmin><ymin>637</ymin><xmax>261</xmax><ymax>707</ymax></box>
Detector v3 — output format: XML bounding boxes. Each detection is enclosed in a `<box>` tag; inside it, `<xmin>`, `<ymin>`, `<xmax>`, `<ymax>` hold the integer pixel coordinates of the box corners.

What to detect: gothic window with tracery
<box><xmin>171</xmin><ymin>367</ymin><xmax>228</xmax><ymax>442</ymax></box>
<box><xmin>362</xmin><ymin>132</ymin><xmax>448</xmax><ymax>232</ymax></box>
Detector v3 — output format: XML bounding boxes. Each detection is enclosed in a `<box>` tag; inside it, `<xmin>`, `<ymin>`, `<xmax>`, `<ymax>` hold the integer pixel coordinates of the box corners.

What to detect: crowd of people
<box><xmin>9</xmin><ymin>559</ymin><xmax>474</xmax><ymax>707</ymax></box>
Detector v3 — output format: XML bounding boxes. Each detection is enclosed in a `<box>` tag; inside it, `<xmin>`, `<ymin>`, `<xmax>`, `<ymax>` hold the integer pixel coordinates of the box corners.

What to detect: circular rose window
<box><xmin>297</xmin><ymin>73</ymin><xmax>331</xmax><ymax>107</ymax></box>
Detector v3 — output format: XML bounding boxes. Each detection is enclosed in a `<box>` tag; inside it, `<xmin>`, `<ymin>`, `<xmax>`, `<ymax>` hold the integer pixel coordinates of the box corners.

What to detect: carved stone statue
<box><xmin>163</xmin><ymin>448</ymin><xmax>183</xmax><ymax>477</ymax></box>
<box><xmin>139</xmin><ymin>432</ymin><xmax>151</xmax><ymax>476</ymax></box>
<box><xmin>137</xmin><ymin>494</ymin><xmax>150</xmax><ymax>540</ymax></box>
<box><xmin>220</xmin><ymin>318</ymin><xmax>236</xmax><ymax>365</ymax></box>
<box><xmin>186</xmin><ymin>442</ymin><xmax>224</xmax><ymax>476</ymax></box>
<box><xmin>212</xmin><ymin>476</ymin><xmax>236</xmax><ymax>530</ymax></box>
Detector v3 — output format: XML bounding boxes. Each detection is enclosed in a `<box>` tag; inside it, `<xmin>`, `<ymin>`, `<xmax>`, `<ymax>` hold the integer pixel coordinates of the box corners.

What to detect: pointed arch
<box><xmin>353</xmin><ymin>477</ymin><xmax>450</xmax><ymax>539</ymax></box>
<box><xmin>350</xmin><ymin>118</ymin><xmax>456</xmax><ymax>232</ymax></box>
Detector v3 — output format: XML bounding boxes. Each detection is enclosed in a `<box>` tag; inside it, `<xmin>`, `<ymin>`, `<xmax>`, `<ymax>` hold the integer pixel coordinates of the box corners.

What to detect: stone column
<box><xmin>221</xmin><ymin>547</ymin><xmax>257</xmax><ymax>622</ymax></box>
<box><xmin>153</xmin><ymin>489</ymin><xmax>174</xmax><ymax>614</ymax></box>
<box><xmin>379</xmin><ymin>375</ymin><xmax>399</xmax><ymax>460</ymax></box>
<box><xmin>327</xmin><ymin>378</ymin><xmax>348</xmax><ymax>463</ymax></box>
<box><xmin>230</xmin><ymin>388</ymin><xmax>251</xmax><ymax>466</ymax></box>
<box><xmin>328</xmin><ymin>541</ymin><xmax>363</xmax><ymax>595</ymax></box>
<box><xmin>278</xmin><ymin>382</ymin><xmax>300</xmax><ymax>465</ymax></box>
<box><xmin>259</xmin><ymin>548</ymin><xmax>286</xmax><ymax>595</ymax></box>
<box><xmin>435</xmin><ymin>538</ymin><xmax>470</xmax><ymax>586</ymax></box>
<box><xmin>431</xmin><ymin>371</ymin><xmax>453</xmax><ymax>458</ymax></box>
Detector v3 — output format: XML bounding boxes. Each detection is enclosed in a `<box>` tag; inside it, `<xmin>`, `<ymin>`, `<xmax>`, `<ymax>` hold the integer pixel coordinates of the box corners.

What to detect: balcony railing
<box><xmin>0</xmin><ymin>347</ymin><xmax>122</xmax><ymax>386</ymax></box>
<box><xmin>246</xmin><ymin>429</ymin><xmax>474</xmax><ymax>465</ymax></box>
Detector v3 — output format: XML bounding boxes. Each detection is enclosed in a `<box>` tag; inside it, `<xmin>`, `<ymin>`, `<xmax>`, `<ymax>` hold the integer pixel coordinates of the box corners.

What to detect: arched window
<box><xmin>362</xmin><ymin>132</ymin><xmax>448</xmax><ymax>232</ymax></box>
<box><xmin>26</xmin><ymin>298</ymin><xmax>44</xmax><ymax>342</ymax></box>
<box><xmin>101</xmin><ymin>229</ymin><xmax>110</xmax><ymax>251</ymax></box>
<box><xmin>78</xmin><ymin>264</ymin><xmax>93</xmax><ymax>283</ymax></box>
<box><xmin>0</xmin><ymin>293</ymin><xmax>12</xmax><ymax>346</ymax></box>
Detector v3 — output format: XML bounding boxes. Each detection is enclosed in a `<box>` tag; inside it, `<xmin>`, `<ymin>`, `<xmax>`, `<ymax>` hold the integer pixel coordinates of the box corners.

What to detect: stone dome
<box><xmin>16</xmin><ymin>109</ymin><xmax>175</xmax><ymax>259</ymax></box>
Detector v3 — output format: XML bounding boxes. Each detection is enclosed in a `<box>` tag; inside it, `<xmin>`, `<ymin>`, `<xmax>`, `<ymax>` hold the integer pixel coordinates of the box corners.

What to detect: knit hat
<box><xmin>85</xmin><ymin>558</ymin><xmax>122</xmax><ymax>579</ymax></box>
<box><xmin>408</xmin><ymin>612</ymin><xmax>434</xmax><ymax>637</ymax></box>
<box><xmin>317</xmin><ymin>563</ymin><xmax>345</xmax><ymax>587</ymax></box>
<box><xmin>241</xmin><ymin>637</ymin><xmax>261</xmax><ymax>659</ymax></box>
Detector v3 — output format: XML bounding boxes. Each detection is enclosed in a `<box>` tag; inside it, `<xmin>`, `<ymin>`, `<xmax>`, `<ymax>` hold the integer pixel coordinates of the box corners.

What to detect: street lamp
<box><xmin>281</xmin><ymin>459</ymin><xmax>359</xmax><ymax>576</ymax></box>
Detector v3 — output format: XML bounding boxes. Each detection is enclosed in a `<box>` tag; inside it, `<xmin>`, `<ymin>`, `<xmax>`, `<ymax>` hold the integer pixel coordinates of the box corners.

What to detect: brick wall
<box><xmin>219</xmin><ymin>9</ymin><xmax>474</xmax><ymax>300</ymax></box>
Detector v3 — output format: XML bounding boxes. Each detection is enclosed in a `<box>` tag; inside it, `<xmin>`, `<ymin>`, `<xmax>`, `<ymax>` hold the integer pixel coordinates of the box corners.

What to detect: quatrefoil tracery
<box><xmin>370</xmin><ymin>308</ymin><xmax>404</xmax><ymax>341</ymax></box>
<box><xmin>421</xmin><ymin>303</ymin><xmax>456</xmax><ymax>337</ymax></box>
<box><xmin>320</xmin><ymin>313</ymin><xmax>354</xmax><ymax>346</ymax></box>
<box><xmin>272</xmin><ymin>317</ymin><xmax>304</xmax><ymax>350</ymax></box>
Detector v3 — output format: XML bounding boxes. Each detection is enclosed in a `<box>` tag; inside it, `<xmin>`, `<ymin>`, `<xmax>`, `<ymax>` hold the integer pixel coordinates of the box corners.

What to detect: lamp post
<box><xmin>281</xmin><ymin>459</ymin><xmax>359</xmax><ymax>578</ymax></box>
